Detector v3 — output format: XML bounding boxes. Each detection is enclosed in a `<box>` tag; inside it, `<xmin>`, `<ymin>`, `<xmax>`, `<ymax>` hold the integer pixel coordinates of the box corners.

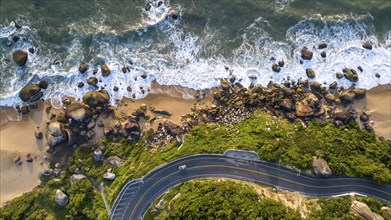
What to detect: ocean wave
<box><xmin>0</xmin><ymin>9</ymin><xmax>390</xmax><ymax>108</ymax></box>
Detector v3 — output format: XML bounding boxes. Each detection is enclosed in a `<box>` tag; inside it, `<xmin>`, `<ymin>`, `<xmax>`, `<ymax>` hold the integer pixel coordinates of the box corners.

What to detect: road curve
<box><xmin>109</xmin><ymin>154</ymin><xmax>391</xmax><ymax>220</ymax></box>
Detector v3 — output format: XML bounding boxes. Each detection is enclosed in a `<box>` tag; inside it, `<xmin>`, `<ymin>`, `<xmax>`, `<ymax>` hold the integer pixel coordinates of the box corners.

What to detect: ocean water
<box><xmin>0</xmin><ymin>0</ymin><xmax>390</xmax><ymax>108</ymax></box>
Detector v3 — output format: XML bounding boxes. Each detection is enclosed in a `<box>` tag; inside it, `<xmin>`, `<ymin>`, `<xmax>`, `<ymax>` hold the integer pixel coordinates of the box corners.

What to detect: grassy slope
<box><xmin>1</xmin><ymin>110</ymin><xmax>390</xmax><ymax>219</ymax></box>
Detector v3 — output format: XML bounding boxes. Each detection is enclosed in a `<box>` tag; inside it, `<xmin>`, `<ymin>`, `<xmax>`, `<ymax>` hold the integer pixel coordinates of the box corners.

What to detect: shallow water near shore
<box><xmin>0</xmin><ymin>0</ymin><xmax>390</xmax><ymax>108</ymax></box>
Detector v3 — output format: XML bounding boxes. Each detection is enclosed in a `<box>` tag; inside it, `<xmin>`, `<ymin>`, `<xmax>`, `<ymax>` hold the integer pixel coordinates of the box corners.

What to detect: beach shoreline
<box><xmin>0</xmin><ymin>83</ymin><xmax>390</xmax><ymax>206</ymax></box>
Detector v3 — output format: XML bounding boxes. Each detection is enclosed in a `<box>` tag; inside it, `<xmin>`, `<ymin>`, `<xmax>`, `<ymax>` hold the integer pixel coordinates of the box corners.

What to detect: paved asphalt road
<box><xmin>109</xmin><ymin>154</ymin><xmax>391</xmax><ymax>220</ymax></box>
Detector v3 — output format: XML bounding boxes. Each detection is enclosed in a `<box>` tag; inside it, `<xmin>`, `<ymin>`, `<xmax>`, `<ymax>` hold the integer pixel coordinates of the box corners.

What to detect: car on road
<box><xmin>178</xmin><ymin>165</ymin><xmax>187</xmax><ymax>170</ymax></box>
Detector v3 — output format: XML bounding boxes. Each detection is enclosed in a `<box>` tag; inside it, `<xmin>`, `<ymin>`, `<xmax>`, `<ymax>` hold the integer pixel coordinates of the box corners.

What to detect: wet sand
<box><xmin>0</xmin><ymin>84</ymin><xmax>390</xmax><ymax>206</ymax></box>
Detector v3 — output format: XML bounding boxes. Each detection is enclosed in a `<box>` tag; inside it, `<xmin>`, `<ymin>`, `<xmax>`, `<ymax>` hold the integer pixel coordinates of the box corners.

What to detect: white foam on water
<box><xmin>0</xmin><ymin>10</ymin><xmax>390</xmax><ymax>108</ymax></box>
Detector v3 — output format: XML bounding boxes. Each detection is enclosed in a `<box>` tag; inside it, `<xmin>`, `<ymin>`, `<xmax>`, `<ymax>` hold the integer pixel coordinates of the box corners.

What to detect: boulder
<box><xmin>295</xmin><ymin>102</ymin><xmax>313</xmax><ymax>117</ymax></box>
<box><xmin>66</xmin><ymin>103</ymin><xmax>92</xmax><ymax>124</ymax></box>
<box><xmin>124</xmin><ymin>121</ymin><xmax>140</xmax><ymax>133</ymax></box>
<box><xmin>103</xmin><ymin>170</ymin><xmax>116</xmax><ymax>180</ymax></box>
<box><xmin>325</xmin><ymin>93</ymin><xmax>336</xmax><ymax>103</ymax></box>
<box><xmin>351</xmin><ymin>201</ymin><xmax>384</xmax><ymax>220</ymax></box>
<box><xmin>19</xmin><ymin>84</ymin><xmax>41</xmax><ymax>102</ymax></box>
<box><xmin>150</xmin><ymin>107</ymin><xmax>172</xmax><ymax>116</ymax></box>
<box><xmin>101</xmin><ymin>64</ymin><xmax>110</xmax><ymax>77</ymax></box>
<box><xmin>82</xmin><ymin>90</ymin><xmax>110</xmax><ymax>108</ymax></box>
<box><xmin>312</xmin><ymin>157</ymin><xmax>332</xmax><ymax>177</ymax></box>
<box><xmin>79</xmin><ymin>63</ymin><xmax>88</xmax><ymax>74</ymax></box>
<box><xmin>362</xmin><ymin>42</ymin><xmax>372</xmax><ymax>50</ymax></box>
<box><xmin>38</xmin><ymin>81</ymin><xmax>48</xmax><ymax>89</ymax></box>
<box><xmin>360</xmin><ymin>114</ymin><xmax>369</xmax><ymax>122</ymax></box>
<box><xmin>35</xmin><ymin>130</ymin><xmax>43</xmax><ymax>139</ymax></box>
<box><xmin>301</xmin><ymin>47</ymin><xmax>313</xmax><ymax>60</ymax></box>
<box><xmin>104</xmin><ymin>156</ymin><xmax>123</xmax><ymax>167</ymax></box>
<box><xmin>272</xmin><ymin>64</ymin><xmax>281</xmax><ymax>73</ymax></box>
<box><xmin>220</xmin><ymin>79</ymin><xmax>231</xmax><ymax>91</ymax></box>
<box><xmin>336</xmin><ymin>72</ymin><xmax>343</xmax><ymax>79</ymax></box>
<box><xmin>70</xmin><ymin>174</ymin><xmax>87</xmax><ymax>184</ymax></box>
<box><xmin>310</xmin><ymin>82</ymin><xmax>321</xmax><ymax>92</ymax></box>
<box><xmin>46</xmin><ymin>122</ymin><xmax>68</xmax><ymax>147</ymax></box>
<box><xmin>29</xmin><ymin>91</ymin><xmax>44</xmax><ymax>102</ymax></box>
<box><xmin>93</xmin><ymin>149</ymin><xmax>103</xmax><ymax>162</ymax></box>
<box><xmin>87</xmin><ymin>77</ymin><xmax>98</xmax><ymax>86</ymax></box>
<box><xmin>318</xmin><ymin>43</ymin><xmax>327</xmax><ymax>49</ymax></box>
<box><xmin>339</xmin><ymin>90</ymin><xmax>356</xmax><ymax>104</ymax></box>
<box><xmin>55</xmin><ymin>189</ymin><xmax>68</xmax><ymax>206</ymax></box>
<box><xmin>279</xmin><ymin>99</ymin><xmax>293</xmax><ymax>111</ymax></box>
<box><xmin>320</xmin><ymin>51</ymin><xmax>326</xmax><ymax>58</ymax></box>
<box><xmin>164</xmin><ymin>120</ymin><xmax>184</xmax><ymax>137</ymax></box>
<box><xmin>77</xmin><ymin>82</ymin><xmax>84</xmax><ymax>88</ymax></box>
<box><xmin>334</xmin><ymin>109</ymin><xmax>353</xmax><ymax>123</ymax></box>
<box><xmin>343</xmin><ymin>68</ymin><xmax>358</xmax><ymax>82</ymax></box>
<box><xmin>13</xmin><ymin>50</ymin><xmax>28</xmax><ymax>66</ymax></box>
<box><xmin>353</xmin><ymin>88</ymin><xmax>366</xmax><ymax>99</ymax></box>
<box><xmin>306</xmin><ymin>68</ymin><xmax>316</xmax><ymax>78</ymax></box>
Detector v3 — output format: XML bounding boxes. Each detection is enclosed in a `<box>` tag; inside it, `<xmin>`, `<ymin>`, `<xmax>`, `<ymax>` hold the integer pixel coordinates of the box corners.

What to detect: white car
<box><xmin>178</xmin><ymin>165</ymin><xmax>187</xmax><ymax>170</ymax></box>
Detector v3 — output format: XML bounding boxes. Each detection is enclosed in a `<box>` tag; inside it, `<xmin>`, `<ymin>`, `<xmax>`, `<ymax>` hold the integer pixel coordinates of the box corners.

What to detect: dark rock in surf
<box><xmin>13</xmin><ymin>50</ymin><xmax>28</xmax><ymax>66</ymax></box>
<box><xmin>28</xmin><ymin>47</ymin><xmax>35</xmax><ymax>54</ymax></box>
<box><xmin>320</xmin><ymin>51</ymin><xmax>326</xmax><ymax>58</ymax></box>
<box><xmin>306</xmin><ymin>68</ymin><xmax>316</xmax><ymax>78</ymax></box>
<box><xmin>362</xmin><ymin>42</ymin><xmax>372</xmax><ymax>50</ymax></box>
<box><xmin>19</xmin><ymin>84</ymin><xmax>41</xmax><ymax>102</ymax></box>
<box><xmin>79</xmin><ymin>63</ymin><xmax>88</xmax><ymax>74</ymax></box>
<box><xmin>101</xmin><ymin>64</ymin><xmax>111</xmax><ymax>77</ymax></box>
<box><xmin>318</xmin><ymin>43</ymin><xmax>327</xmax><ymax>49</ymax></box>
<box><xmin>39</xmin><ymin>81</ymin><xmax>48</xmax><ymax>89</ymax></box>
<box><xmin>300</xmin><ymin>47</ymin><xmax>313</xmax><ymax>60</ymax></box>
<box><xmin>272</xmin><ymin>64</ymin><xmax>281</xmax><ymax>73</ymax></box>
<box><xmin>336</xmin><ymin>72</ymin><xmax>343</xmax><ymax>79</ymax></box>
<box><xmin>87</xmin><ymin>77</ymin><xmax>98</xmax><ymax>86</ymax></box>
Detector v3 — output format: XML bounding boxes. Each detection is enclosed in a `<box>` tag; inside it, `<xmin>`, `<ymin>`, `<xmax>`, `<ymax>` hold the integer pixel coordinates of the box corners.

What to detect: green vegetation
<box><xmin>309</xmin><ymin>197</ymin><xmax>361</xmax><ymax>220</ymax></box>
<box><xmin>1</xmin><ymin>110</ymin><xmax>390</xmax><ymax>219</ymax></box>
<box><xmin>146</xmin><ymin>179</ymin><xmax>301</xmax><ymax>220</ymax></box>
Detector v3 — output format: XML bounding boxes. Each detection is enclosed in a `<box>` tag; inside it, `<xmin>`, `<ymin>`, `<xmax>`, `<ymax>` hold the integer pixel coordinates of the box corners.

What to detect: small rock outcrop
<box><xmin>103</xmin><ymin>169</ymin><xmax>116</xmax><ymax>180</ymax></box>
<box><xmin>163</xmin><ymin>120</ymin><xmax>184</xmax><ymax>137</ymax></box>
<box><xmin>312</xmin><ymin>157</ymin><xmax>332</xmax><ymax>177</ymax></box>
<box><xmin>351</xmin><ymin>201</ymin><xmax>384</xmax><ymax>220</ymax></box>
<box><xmin>70</xmin><ymin>174</ymin><xmax>87</xmax><ymax>184</ymax></box>
<box><xmin>46</xmin><ymin>122</ymin><xmax>68</xmax><ymax>147</ymax></box>
<box><xmin>55</xmin><ymin>189</ymin><xmax>68</xmax><ymax>206</ymax></box>
<box><xmin>82</xmin><ymin>90</ymin><xmax>110</xmax><ymax>108</ymax></box>
<box><xmin>13</xmin><ymin>50</ymin><xmax>28</xmax><ymax>66</ymax></box>
<box><xmin>104</xmin><ymin>156</ymin><xmax>122</xmax><ymax>167</ymax></box>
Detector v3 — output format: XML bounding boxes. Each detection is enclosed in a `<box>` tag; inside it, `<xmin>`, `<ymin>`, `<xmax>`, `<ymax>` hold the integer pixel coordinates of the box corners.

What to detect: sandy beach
<box><xmin>0</xmin><ymin>102</ymin><xmax>49</xmax><ymax>206</ymax></box>
<box><xmin>355</xmin><ymin>85</ymin><xmax>391</xmax><ymax>139</ymax></box>
<box><xmin>0</xmin><ymin>84</ymin><xmax>197</xmax><ymax>206</ymax></box>
<box><xmin>0</xmin><ymin>84</ymin><xmax>390</xmax><ymax>206</ymax></box>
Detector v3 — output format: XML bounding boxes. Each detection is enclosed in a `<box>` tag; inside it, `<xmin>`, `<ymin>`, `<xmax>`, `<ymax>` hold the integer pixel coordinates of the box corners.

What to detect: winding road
<box><xmin>109</xmin><ymin>154</ymin><xmax>391</xmax><ymax>220</ymax></box>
